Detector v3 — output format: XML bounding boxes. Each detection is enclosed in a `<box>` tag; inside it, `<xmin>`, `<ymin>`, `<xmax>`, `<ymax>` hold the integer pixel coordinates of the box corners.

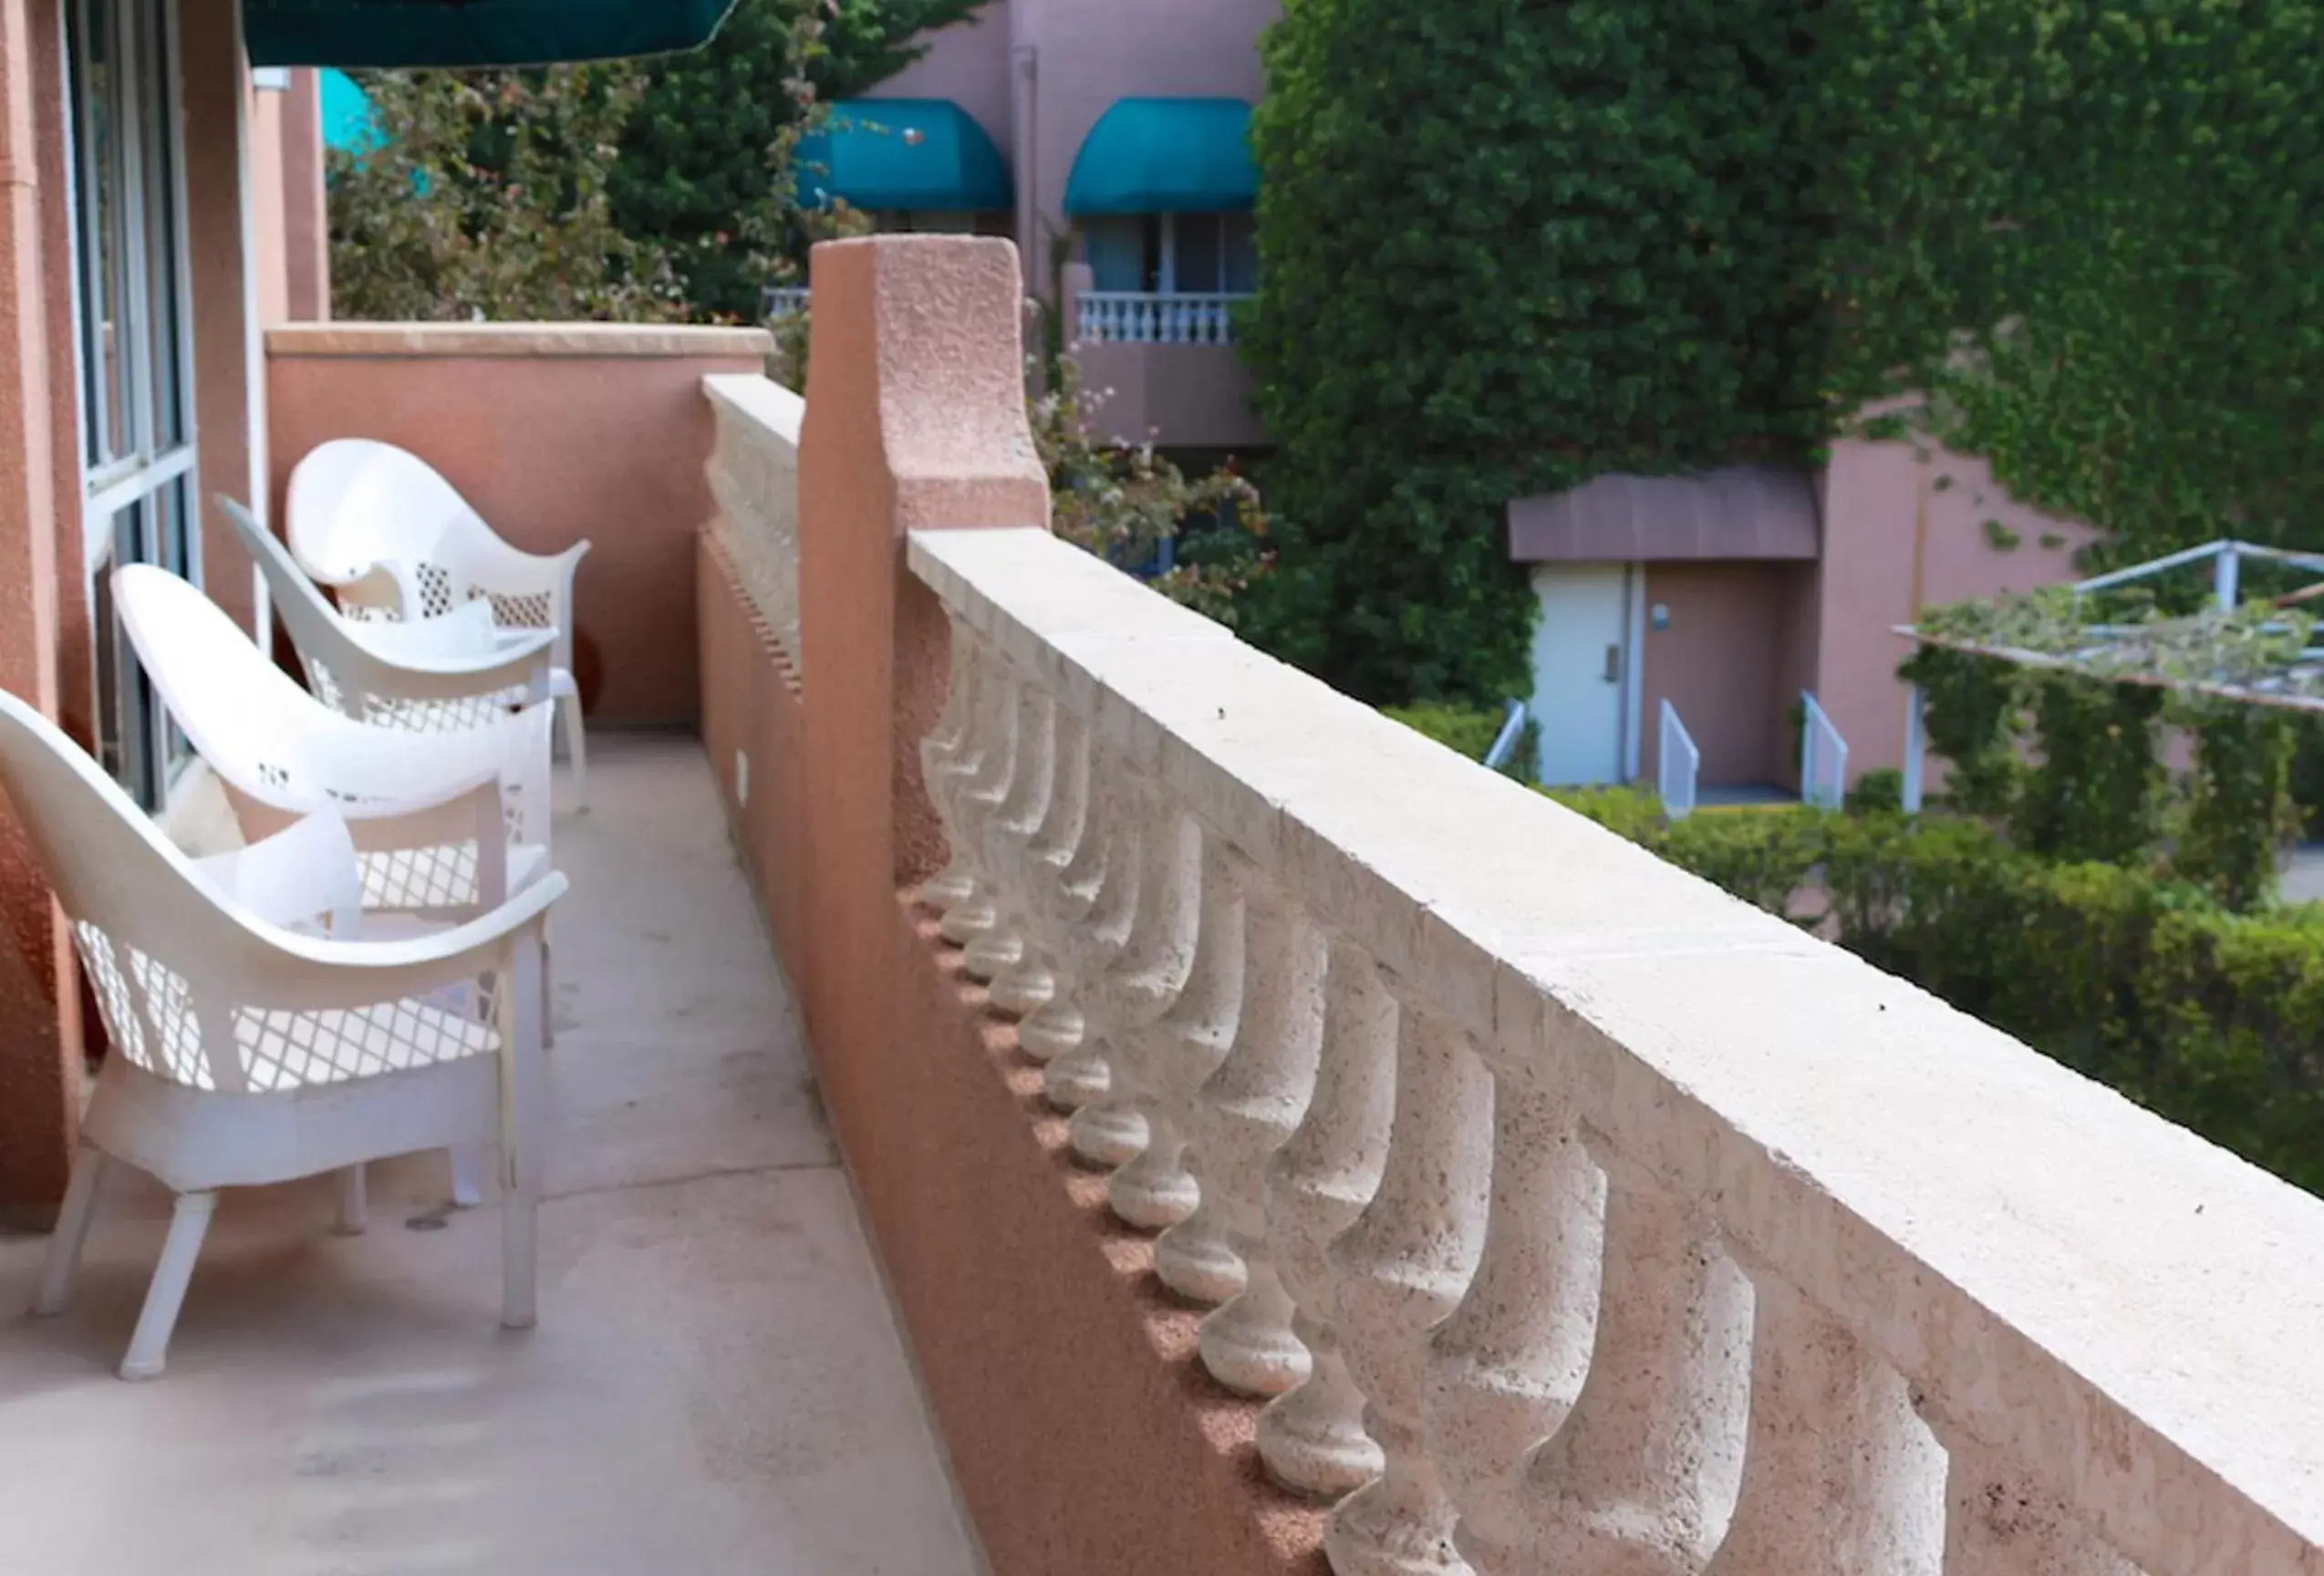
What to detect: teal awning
<box><xmin>245</xmin><ymin>0</ymin><xmax>735</xmax><ymax>67</ymax></box>
<box><xmin>1064</xmin><ymin>98</ymin><xmax>1256</xmax><ymax>216</ymax></box>
<box><xmin>320</xmin><ymin>69</ymin><xmax>377</xmax><ymax>155</ymax></box>
<box><xmin>794</xmin><ymin>99</ymin><xmax>1012</xmax><ymax>213</ymax></box>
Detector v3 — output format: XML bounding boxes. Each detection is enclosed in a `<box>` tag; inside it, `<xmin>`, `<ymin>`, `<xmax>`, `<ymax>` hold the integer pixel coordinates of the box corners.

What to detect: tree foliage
<box><xmin>1243</xmin><ymin>0</ymin><xmax>2324</xmax><ymax>703</ymax></box>
<box><xmin>609</xmin><ymin>0</ymin><xmax>983</xmax><ymax>320</ymax></box>
<box><xmin>328</xmin><ymin>67</ymin><xmax>687</xmax><ymax>322</ymax></box>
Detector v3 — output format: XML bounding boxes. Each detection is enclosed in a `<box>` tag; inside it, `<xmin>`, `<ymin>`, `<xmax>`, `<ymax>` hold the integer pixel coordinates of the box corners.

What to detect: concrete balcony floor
<box><xmin>0</xmin><ymin>735</ymin><xmax>983</xmax><ymax>1576</ymax></box>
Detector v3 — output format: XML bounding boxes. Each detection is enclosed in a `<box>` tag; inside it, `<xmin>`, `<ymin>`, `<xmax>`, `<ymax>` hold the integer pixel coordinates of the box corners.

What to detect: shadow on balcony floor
<box><xmin>0</xmin><ymin>734</ymin><xmax>982</xmax><ymax>1576</ymax></box>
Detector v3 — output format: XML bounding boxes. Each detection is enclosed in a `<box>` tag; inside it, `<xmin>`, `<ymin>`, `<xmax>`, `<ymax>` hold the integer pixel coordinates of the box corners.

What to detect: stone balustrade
<box><xmin>702</xmin><ymin>372</ymin><xmax>804</xmax><ymax>676</ymax></box>
<box><xmin>907</xmin><ymin>523</ymin><xmax>2324</xmax><ymax>1576</ymax></box>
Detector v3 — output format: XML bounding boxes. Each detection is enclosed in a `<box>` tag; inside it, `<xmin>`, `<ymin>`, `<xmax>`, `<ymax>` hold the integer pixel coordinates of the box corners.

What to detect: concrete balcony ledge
<box><xmin>265</xmin><ymin>321</ymin><xmax>774</xmax><ymax>360</ymax></box>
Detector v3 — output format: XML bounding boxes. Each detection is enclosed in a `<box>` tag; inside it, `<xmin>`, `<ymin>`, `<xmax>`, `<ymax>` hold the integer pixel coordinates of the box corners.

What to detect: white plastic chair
<box><xmin>112</xmin><ymin>563</ymin><xmax>555</xmax><ymax>923</ymax></box>
<box><xmin>220</xmin><ymin>493</ymin><xmax>559</xmax><ymax>741</ymax></box>
<box><xmin>286</xmin><ymin>440</ymin><xmax>591</xmax><ymax>807</ymax></box>
<box><xmin>113</xmin><ymin>563</ymin><xmax>562</xmax><ymax>1208</ymax></box>
<box><xmin>1</xmin><ymin>687</ymin><xmax>565</xmax><ymax>1380</ymax></box>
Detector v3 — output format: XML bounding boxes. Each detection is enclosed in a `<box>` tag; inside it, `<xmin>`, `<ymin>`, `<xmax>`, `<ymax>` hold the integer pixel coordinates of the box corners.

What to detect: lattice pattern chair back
<box><xmin>112</xmin><ymin>564</ymin><xmax>552</xmax><ymax>918</ymax></box>
<box><xmin>4</xmin><ymin>684</ymin><xmax>564</xmax><ymax>1378</ymax></box>
<box><xmin>219</xmin><ymin>494</ymin><xmax>557</xmax><ymax>735</ymax></box>
<box><xmin>286</xmin><ymin>439</ymin><xmax>587</xmax><ymax>672</ymax></box>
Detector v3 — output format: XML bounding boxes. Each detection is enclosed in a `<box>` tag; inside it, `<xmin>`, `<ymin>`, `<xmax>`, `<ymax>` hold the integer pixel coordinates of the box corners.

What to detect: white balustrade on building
<box><xmin>762</xmin><ymin>285</ymin><xmax>811</xmax><ymax>319</ymax></box>
<box><xmin>907</xmin><ymin>523</ymin><xmax>2324</xmax><ymax>1576</ymax></box>
<box><xmin>1074</xmin><ymin>291</ymin><xmax>1249</xmax><ymax>346</ymax></box>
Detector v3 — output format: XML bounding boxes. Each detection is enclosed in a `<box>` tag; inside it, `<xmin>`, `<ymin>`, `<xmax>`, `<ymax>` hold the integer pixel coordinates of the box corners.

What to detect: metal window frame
<box><xmin>59</xmin><ymin>0</ymin><xmax>202</xmax><ymax>809</ymax></box>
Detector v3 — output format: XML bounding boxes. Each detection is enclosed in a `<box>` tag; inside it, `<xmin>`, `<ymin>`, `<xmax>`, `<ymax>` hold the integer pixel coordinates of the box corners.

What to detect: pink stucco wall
<box><xmin>1814</xmin><ymin>435</ymin><xmax>2101</xmax><ymax>788</ymax></box>
<box><xmin>869</xmin><ymin>1</ymin><xmax>1016</xmax><ymax>166</ymax></box>
<box><xmin>265</xmin><ymin>325</ymin><xmax>773</xmax><ymax>727</ymax></box>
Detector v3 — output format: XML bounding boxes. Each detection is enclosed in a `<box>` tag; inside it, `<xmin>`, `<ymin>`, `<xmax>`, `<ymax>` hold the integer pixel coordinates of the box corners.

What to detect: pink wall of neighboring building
<box><xmin>1814</xmin><ymin>434</ymin><xmax>2101</xmax><ymax>789</ymax></box>
<box><xmin>1062</xmin><ymin>262</ymin><xmax>1264</xmax><ymax>449</ymax></box>
<box><xmin>869</xmin><ymin>1</ymin><xmax>1016</xmax><ymax>165</ymax></box>
<box><xmin>868</xmin><ymin>0</ymin><xmax>1279</xmax><ymax>293</ymax></box>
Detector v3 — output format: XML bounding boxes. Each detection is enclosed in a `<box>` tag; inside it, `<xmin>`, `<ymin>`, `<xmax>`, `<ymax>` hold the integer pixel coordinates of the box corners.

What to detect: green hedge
<box><xmin>1551</xmin><ymin>788</ymin><xmax>2324</xmax><ymax>1195</ymax></box>
<box><xmin>1381</xmin><ymin>702</ymin><xmax>1535</xmax><ymax>783</ymax></box>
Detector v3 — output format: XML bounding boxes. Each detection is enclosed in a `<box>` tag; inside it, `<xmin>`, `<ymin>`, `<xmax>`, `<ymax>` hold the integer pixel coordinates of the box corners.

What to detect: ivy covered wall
<box><xmin>1240</xmin><ymin>0</ymin><xmax>2324</xmax><ymax>703</ymax></box>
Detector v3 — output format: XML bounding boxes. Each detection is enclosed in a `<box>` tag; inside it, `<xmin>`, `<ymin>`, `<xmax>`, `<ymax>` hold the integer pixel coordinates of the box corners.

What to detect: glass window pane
<box><xmin>90</xmin><ymin>503</ymin><xmax>157</xmax><ymax>806</ymax></box>
<box><xmin>1175</xmin><ymin>213</ymin><xmax>1223</xmax><ymax>294</ymax></box>
<box><xmin>1222</xmin><ymin>213</ymin><xmax>1258</xmax><ymax>294</ymax></box>
<box><xmin>143</xmin><ymin>0</ymin><xmax>186</xmax><ymax>449</ymax></box>
<box><xmin>1084</xmin><ymin>217</ymin><xmax>1147</xmax><ymax>292</ymax></box>
<box><xmin>72</xmin><ymin>0</ymin><xmax>135</xmax><ymax>467</ymax></box>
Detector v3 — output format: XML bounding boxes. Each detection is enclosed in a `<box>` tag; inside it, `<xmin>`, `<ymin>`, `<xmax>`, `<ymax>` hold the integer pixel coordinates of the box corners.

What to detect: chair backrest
<box><xmin>114</xmin><ymin>563</ymin><xmax>554</xmax><ymax>848</ymax></box>
<box><xmin>0</xmin><ymin>687</ymin><xmax>329</xmax><ymax>1091</ymax></box>
<box><xmin>287</xmin><ymin>438</ymin><xmax>489</xmax><ymax>598</ymax></box>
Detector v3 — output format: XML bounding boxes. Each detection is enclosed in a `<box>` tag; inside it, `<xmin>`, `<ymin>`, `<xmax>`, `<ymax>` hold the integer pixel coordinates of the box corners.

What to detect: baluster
<box><xmin>1422</xmin><ymin>1080</ymin><xmax>1603</xmax><ymax>1566</ymax></box>
<box><xmin>1039</xmin><ymin>756</ymin><xmax>1138</xmax><ymax>1101</ymax></box>
<box><xmin>971</xmin><ymin>682</ymin><xmax>1057</xmax><ymax>1011</ymax></box>
<box><xmin>1065</xmin><ymin>790</ymin><xmax>1200</xmax><ymax>1166</ymax></box>
<box><xmin>919</xmin><ymin>620</ymin><xmax>988</xmax><ymax>910</ymax></box>
<box><xmin>1324</xmin><ymin>997</ymin><xmax>1495</xmax><ymax>1576</ymax></box>
<box><xmin>1195</xmin><ymin>890</ymin><xmax>1329</xmax><ymax>1389</ymax></box>
<box><xmin>1491</xmin><ymin>1149</ymin><xmax>1752</xmax><ymax>1576</ymax></box>
<box><xmin>939</xmin><ymin>648</ymin><xmax>1020</xmax><ymax>956</ymax></box>
<box><xmin>1930</xmin><ymin>1432</ymin><xmax>2142</xmax><ymax>1576</ymax></box>
<box><xmin>1108</xmin><ymin>836</ymin><xmax>1247</xmax><ymax>1231</ymax></box>
<box><xmin>1700</xmin><ymin>1272</ymin><xmax>1946</xmax><ymax>1576</ymax></box>
<box><xmin>1260</xmin><ymin>938</ymin><xmax>1397</xmax><ymax>1496</ymax></box>
<box><xmin>1012</xmin><ymin>705</ymin><xmax>1101</xmax><ymax>1063</ymax></box>
<box><xmin>1140</xmin><ymin>297</ymin><xmax>1158</xmax><ymax>342</ymax></box>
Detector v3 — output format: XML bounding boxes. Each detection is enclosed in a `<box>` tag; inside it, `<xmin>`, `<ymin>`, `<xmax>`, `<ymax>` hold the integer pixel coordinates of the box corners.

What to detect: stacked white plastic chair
<box><xmin>221</xmin><ymin>494</ymin><xmax>558</xmax><ymax>736</ymax></box>
<box><xmin>114</xmin><ymin>560</ymin><xmax>563</xmax><ymax>1204</ymax></box>
<box><xmin>285</xmin><ymin>440</ymin><xmax>592</xmax><ymax>807</ymax></box>
<box><xmin>3</xmin><ymin>688</ymin><xmax>564</xmax><ymax>1380</ymax></box>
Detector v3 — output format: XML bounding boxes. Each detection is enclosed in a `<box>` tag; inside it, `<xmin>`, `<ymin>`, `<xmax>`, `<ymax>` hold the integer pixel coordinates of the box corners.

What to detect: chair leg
<box><xmin>502</xmin><ymin>929</ymin><xmax>547</xmax><ymax>1331</ymax></box>
<box><xmin>450</xmin><ymin>1146</ymin><xmax>484</xmax><ymax>1208</ymax></box>
<box><xmin>32</xmin><ymin>1144</ymin><xmax>109</xmax><ymax>1316</ymax></box>
<box><xmin>332</xmin><ymin>1164</ymin><xmax>368</xmax><ymax>1236</ymax></box>
<box><xmin>541</xmin><ymin>936</ymin><xmax>555</xmax><ymax>1052</ymax></box>
<box><xmin>558</xmin><ymin>691</ymin><xmax>588</xmax><ymax>813</ymax></box>
<box><xmin>119</xmin><ymin>1191</ymin><xmax>217</xmax><ymax>1381</ymax></box>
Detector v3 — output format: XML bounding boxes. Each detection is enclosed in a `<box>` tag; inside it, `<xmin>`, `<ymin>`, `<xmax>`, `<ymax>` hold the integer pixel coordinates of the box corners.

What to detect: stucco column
<box><xmin>0</xmin><ymin>0</ymin><xmax>79</xmax><ymax>1222</ymax></box>
<box><xmin>794</xmin><ymin>233</ymin><xmax>1047</xmax><ymax>1212</ymax></box>
<box><xmin>281</xmin><ymin>69</ymin><xmax>328</xmax><ymax>322</ymax></box>
<box><xmin>180</xmin><ymin>0</ymin><xmax>265</xmax><ymax>638</ymax></box>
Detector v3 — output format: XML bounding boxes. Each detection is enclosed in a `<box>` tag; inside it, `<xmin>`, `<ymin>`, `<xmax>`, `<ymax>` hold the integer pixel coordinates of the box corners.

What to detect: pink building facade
<box><xmin>856</xmin><ymin>0</ymin><xmax>1277</xmax><ymax>451</ymax></box>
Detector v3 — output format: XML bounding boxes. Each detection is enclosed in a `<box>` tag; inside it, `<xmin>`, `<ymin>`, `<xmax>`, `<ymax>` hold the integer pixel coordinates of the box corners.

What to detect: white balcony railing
<box><xmin>1800</xmin><ymin>688</ymin><xmax>1848</xmax><ymax>809</ymax></box>
<box><xmin>763</xmin><ymin>285</ymin><xmax>811</xmax><ymax>319</ymax></box>
<box><xmin>905</xmin><ymin>522</ymin><xmax>2324</xmax><ymax>1576</ymax></box>
<box><xmin>1075</xmin><ymin>291</ymin><xmax>1249</xmax><ymax>346</ymax></box>
<box><xmin>1657</xmin><ymin>698</ymin><xmax>1699</xmax><ymax>818</ymax></box>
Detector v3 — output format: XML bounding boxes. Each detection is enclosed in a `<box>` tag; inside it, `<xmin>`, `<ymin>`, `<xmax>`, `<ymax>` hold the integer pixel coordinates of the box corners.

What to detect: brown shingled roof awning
<box><xmin>1507</xmin><ymin>465</ymin><xmax>1821</xmax><ymax>564</ymax></box>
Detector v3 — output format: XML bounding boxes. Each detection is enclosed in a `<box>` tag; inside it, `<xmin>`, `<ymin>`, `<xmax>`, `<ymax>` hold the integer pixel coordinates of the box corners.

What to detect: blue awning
<box><xmin>245</xmin><ymin>0</ymin><xmax>735</xmax><ymax>67</ymax></box>
<box><xmin>794</xmin><ymin>100</ymin><xmax>1013</xmax><ymax>213</ymax></box>
<box><xmin>320</xmin><ymin>69</ymin><xmax>377</xmax><ymax>155</ymax></box>
<box><xmin>1064</xmin><ymin>98</ymin><xmax>1256</xmax><ymax>216</ymax></box>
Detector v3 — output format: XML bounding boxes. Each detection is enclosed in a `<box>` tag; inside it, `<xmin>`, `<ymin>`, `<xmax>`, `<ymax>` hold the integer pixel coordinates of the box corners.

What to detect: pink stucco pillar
<box><xmin>0</xmin><ymin>0</ymin><xmax>83</xmax><ymax>1222</ymax></box>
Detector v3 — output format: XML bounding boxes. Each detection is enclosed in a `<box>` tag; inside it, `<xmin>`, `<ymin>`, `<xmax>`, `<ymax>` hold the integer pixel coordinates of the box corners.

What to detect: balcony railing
<box><xmin>1075</xmin><ymin>290</ymin><xmax>1248</xmax><ymax>346</ymax></box>
<box><xmin>697</xmin><ymin>236</ymin><xmax>2324</xmax><ymax>1576</ymax></box>
<box><xmin>763</xmin><ymin>285</ymin><xmax>811</xmax><ymax>319</ymax></box>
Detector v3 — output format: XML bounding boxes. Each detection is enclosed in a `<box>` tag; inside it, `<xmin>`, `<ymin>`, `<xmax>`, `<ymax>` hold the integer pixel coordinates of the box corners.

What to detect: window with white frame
<box><xmin>66</xmin><ymin>0</ymin><xmax>198</xmax><ymax>809</ymax></box>
<box><xmin>1081</xmin><ymin>213</ymin><xmax>1256</xmax><ymax>294</ymax></box>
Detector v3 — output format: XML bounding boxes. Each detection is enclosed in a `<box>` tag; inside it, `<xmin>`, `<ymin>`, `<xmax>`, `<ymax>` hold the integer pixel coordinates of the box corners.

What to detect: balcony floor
<box><xmin>0</xmin><ymin>735</ymin><xmax>982</xmax><ymax>1576</ymax></box>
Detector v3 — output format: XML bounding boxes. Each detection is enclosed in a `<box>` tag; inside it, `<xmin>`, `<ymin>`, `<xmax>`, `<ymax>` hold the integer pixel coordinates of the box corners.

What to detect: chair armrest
<box><xmin>233</xmin><ymin>870</ymin><xmax>570</xmax><ymax>1010</ymax></box>
<box><xmin>194</xmin><ymin>814</ymin><xmax>365</xmax><ymax>937</ymax></box>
